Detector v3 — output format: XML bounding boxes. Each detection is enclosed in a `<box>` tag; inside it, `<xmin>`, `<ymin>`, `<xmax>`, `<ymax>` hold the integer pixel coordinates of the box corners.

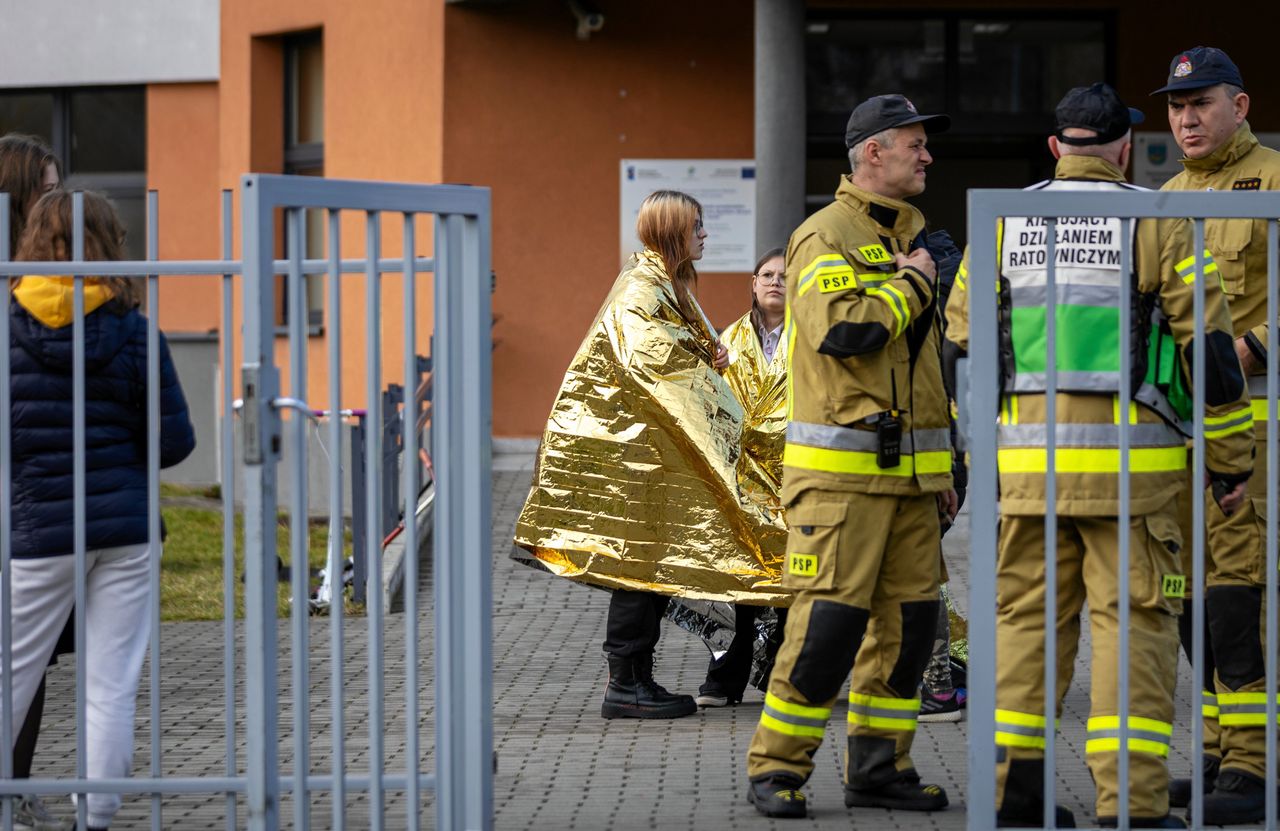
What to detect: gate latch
<box><xmin>242</xmin><ymin>364</ymin><xmax>263</xmax><ymax>465</ymax></box>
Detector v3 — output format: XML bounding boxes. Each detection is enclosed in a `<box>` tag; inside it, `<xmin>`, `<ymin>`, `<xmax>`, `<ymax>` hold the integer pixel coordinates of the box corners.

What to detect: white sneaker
<box><xmin>14</xmin><ymin>795</ymin><xmax>70</xmax><ymax>831</ymax></box>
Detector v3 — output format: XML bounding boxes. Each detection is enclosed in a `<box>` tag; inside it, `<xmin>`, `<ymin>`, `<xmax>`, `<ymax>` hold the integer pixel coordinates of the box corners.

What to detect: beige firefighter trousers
<box><xmin>746</xmin><ymin>488</ymin><xmax>940</xmax><ymax>786</ymax></box>
<box><xmin>996</xmin><ymin>500</ymin><xmax>1182</xmax><ymax>820</ymax></box>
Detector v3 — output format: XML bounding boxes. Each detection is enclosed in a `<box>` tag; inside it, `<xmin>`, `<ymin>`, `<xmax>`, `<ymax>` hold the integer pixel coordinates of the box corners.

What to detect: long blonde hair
<box><xmin>635</xmin><ymin>190</ymin><xmax>701</xmax><ymax>319</ymax></box>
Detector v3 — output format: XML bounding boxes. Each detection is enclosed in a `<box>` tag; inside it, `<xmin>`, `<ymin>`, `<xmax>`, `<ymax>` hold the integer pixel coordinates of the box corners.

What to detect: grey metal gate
<box><xmin>963</xmin><ymin>189</ymin><xmax>1280</xmax><ymax>830</ymax></box>
<box><xmin>0</xmin><ymin>175</ymin><xmax>494</xmax><ymax>831</ymax></box>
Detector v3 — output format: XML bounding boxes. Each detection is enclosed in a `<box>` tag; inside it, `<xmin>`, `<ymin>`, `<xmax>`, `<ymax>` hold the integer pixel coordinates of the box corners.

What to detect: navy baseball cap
<box><xmin>1151</xmin><ymin>46</ymin><xmax>1245</xmax><ymax>95</ymax></box>
<box><xmin>1055</xmin><ymin>83</ymin><xmax>1145</xmax><ymax>146</ymax></box>
<box><xmin>845</xmin><ymin>94</ymin><xmax>950</xmax><ymax>149</ymax></box>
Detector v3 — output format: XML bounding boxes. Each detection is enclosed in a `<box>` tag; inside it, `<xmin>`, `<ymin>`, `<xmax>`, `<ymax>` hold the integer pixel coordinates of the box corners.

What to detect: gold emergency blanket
<box><xmin>720</xmin><ymin>312</ymin><xmax>787</xmax><ymax>506</ymax></box>
<box><xmin>514</xmin><ymin>252</ymin><xmax>788</xmax><ymax>604</ymax></box>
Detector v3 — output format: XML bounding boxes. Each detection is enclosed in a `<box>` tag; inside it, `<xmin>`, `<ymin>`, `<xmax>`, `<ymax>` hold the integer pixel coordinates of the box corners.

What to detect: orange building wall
<box><xmin>442</xmin><ymin>1</ymin><xmax>756</xmax><ymax>437</ymax></box>
<box><xmin>147</xmin><ymin>83</ymin><xmax>222</xmax><ymax>333</ymax></box>
<box><xmin>213</xmin><ymin>0</ymin><xmax>446</xmax><ymax>410</ymax></box>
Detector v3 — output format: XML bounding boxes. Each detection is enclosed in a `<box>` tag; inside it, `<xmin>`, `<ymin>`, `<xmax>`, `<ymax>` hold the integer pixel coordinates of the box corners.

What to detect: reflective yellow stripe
<box><xmin>784</xmin><ymin>443</ymin><xmax>952</xmax><ymax>477</ymax></box>
<box><xmin>1085</xmin><ymin>738</ymin><xmax>1171</xmax><ymax>757</ymax></box>
<box><xmin>955</xmin><ymin>262</ymin><xmax>967</xmax><ymax>291</ymax></box>
<box><xmin>1175</xmin><ymin>250</ymin><xmax>1220</xmax><ymax>284</ymax></box>
<box><xmin>996</xmin><ymin>709</ymin><xmax>1047</xmax><ymax>728</ymax></box>
<box><xmin>1087</xmin><ymin>715</ymin><xmax>1173</xmax><ymax>736</ymax></box>
<box><xmin>761</xmin><ymin>712</ymin><xmax>827</xmax><ymax>738</ymax></box>
<box><xmin>851</xmin><ymin>693</ymin><xmax>920</xmax><ymax>711</ymax></box>
<box><xmin>997</xmin><ymin>732</ymin><xmax>1046</xmax><ymax>749</ymax></box>
<box><xmin>1205</xmin><ymin>413</ymin><xmax>1256</xmax><ymax>439</ymax></box>
<box><xmin>866</xmin><ymin>285</ymin><xmax>909</xmax><ymax>337</ymax></box>
<box><xmin>1112</xmin><ymin>397</ymin><xmax>1138</xmax><ymax>425</ymax></box>
<box><xmin>997</xmin><ymin>446</ymin><xmax>1187</xmax><ymax>474</ymax></box>
<box><xmin>1252</xmin><ymin>399</ymin><xmax>1276</xmax><ymax>421</ymax></box>
<box><xmin>798</xmin><ymin>254</ymin><xmax>851</xmax><ymax>298</ymax></box>
<box><xmin>1217</xmin><ymin>691</ymin><xmax>1280</xmax><ymax>726</ymax></box>
<box><xmin>1001</xmin><ymin>395</ymin><xmax>1020</xmax><ymax>426</ymax></box>
<box><xmin>848</xmin><ymin>712</ymin><xmax>918</xmax><ymax>731</ymax></box>
<box><xmin>765</xmin><ymin>693</ymin><xmax>831</xmax><ymax>721</ymax></box>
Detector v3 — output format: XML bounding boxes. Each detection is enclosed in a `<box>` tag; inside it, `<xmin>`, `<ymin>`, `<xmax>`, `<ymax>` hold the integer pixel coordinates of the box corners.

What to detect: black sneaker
<box><xmin>1098</xmin><ymin>814</ymin><xmax>1186</xmax><ymax>828</ymax></box>
<box><xmin>748</xmin><ymin>774</ymin><xmax>807</xmax><ymax>819</ymax></box>
<box><xmin>694</xmin><ymin>681</ymin><xmax>740</xmax><ymax>708</ymax></box>
<box><xmin>1201</xmin><ymin>769</ymin><xmax>1266</xmax><ymax>826</ymax></box>
<box><xmin>845</xmin><ymin>775</ymin><xmax>949</xmax><ymax>811</ymax></box>
<box><xmin>1169</xmin><ymin>755</ymin><xmax>1219</xmax><ymax>808</ymax></box>
<box><xmin>918</xmin><ymin>689</ymin><xmax>965</xmax><ymax>723</ymax></box>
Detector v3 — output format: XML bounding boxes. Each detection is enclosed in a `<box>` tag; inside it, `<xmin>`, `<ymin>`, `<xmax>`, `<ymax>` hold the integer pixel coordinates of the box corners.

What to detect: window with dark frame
<box><xmin>0</xmin><ymin>87</ymin><xmax>147</xmax><ymax>260</ymax></box>
<box><xmin>278</xmin><ymin>29</ymin><xmax>326</xmax><ymax>333</ymax></box>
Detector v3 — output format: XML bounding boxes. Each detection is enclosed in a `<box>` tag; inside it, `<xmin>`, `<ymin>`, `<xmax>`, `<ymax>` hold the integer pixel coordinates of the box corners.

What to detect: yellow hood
<box><xmin>13</xmin><ymin>276</ymin><xmax>114</xmax><ymax>329</ymax></box>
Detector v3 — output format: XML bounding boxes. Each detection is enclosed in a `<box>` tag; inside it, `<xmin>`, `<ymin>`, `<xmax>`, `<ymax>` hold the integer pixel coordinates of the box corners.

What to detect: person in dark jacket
<box><xmin>0</xmin><ymin>131</ymin><xmax>70</xmax><ymax>831</ymax></box>
<box><xmin>3</xmin><ymin>189</ymin><xmax>195</xmax><ymax>830</ymax></box>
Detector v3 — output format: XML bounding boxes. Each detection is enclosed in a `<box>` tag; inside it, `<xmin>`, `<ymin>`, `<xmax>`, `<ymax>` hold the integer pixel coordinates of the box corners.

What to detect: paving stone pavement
<box><xmin>25</xmin><ymin>451</ymin><xmax>1204</xmax><ymax>829</ymax></box>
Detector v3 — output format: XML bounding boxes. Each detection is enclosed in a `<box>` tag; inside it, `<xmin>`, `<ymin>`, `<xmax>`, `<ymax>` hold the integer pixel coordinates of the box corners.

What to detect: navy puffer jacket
<box><xmin>8</xmin><ymin>282</ymin><xmax>196</xmax><ymax>558</ymax></box>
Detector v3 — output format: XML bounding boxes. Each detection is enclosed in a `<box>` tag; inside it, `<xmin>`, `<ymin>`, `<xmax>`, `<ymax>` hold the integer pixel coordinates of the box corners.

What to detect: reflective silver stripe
<box><xmin>1008</xmin><ymin>283</ymin><xmax>1122</xmax><ymax>308</ymax></box>
<box><xmin>998</xmin><ymin>422</ymin><xmax>1184</xmax><ymax>449</ymax></box>
<box><xmin>762</xmin><ymin>703</ymin><xmax>829</xmax><ymax>731</ymax></box>
<box><xmin>1011</xmin><ymin>371</ymin><xmax>1122</xmax><ymax>392</ymax></box>
<box><xmin>787</xmin><ymin>421</ymin><xmax>952</xmax><ymax>454</ymax></box>
<box><xmin>1219</xmin><ymin>703</ymin><xmax>1271</xmax><ymax>715</ymax></box>
<box><xmin>994</xmin><ymin>722</ymin><xmax>1045</xmax><ymax>738</ymax></box>
<box><xmin>1086</xmin><ymin>728</ymin><xmax>1171</xmax><ymax>745</ymax></box>
<box><xmin>1207</xmin><ymin>410</ymin><xmax>1254</xmax><ymax>434</ymax></box>
<box><xmin>849</xmin><ymin>703</ymin><xmax>921</xmax><ymax>720</ymax></box>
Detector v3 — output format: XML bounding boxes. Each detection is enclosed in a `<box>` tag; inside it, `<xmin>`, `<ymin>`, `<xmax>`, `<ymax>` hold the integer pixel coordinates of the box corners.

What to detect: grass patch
<box><xmin>161</xmin><ymin>504</ymin><xmax>359</xmax><ymax>622</ymax></box>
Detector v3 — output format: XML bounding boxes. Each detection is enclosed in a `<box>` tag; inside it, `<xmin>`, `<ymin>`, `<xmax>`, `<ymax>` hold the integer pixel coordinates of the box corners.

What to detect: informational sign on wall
<box><xmin>1133</xmin><ymin>132</ymin><xmax>1280</xmax><ymax>189</ymax></box>
<box><xmin>620</xmin><ymin>159</ymin><xmax>756</xmax><ymax>273</ymax></box>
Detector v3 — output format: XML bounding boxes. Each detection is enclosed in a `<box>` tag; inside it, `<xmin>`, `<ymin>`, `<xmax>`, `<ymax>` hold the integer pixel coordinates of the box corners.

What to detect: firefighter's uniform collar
<box><xmin>1181</xmin><ymin>122</ymin><xmax>1259</xmax><ymax>174</ymax></box>
<box><xmin>1053</xmin><ymin>154</ymin><xmax>1126</xmax><ymax>183</ymax></box>
<box><xmin>835</xmin><ymin>176</ymin><xmax>924</xmax><ymax>238</ymax></box>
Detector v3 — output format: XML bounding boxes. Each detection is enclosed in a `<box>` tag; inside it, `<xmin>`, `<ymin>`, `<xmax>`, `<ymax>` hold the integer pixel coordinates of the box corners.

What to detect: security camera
<box><xmin>568</xmin><ymin>0</ymin><xmax>604</xmax><ymax>40</ymax></box>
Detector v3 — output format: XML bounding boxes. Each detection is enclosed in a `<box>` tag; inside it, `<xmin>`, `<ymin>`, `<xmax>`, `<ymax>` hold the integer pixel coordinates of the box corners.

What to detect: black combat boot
<box><xmin>748</xmin><ymin>772</ymin><xmax>808</xmax><ymax>819</ymax></box>
<box><xmin>844</xmin><ymin>737</ymin><xmax>949</xmax><ymax>811</ymax></box>
<box><xmin>996</xmin><ymin>758</ymin><xmax>1076</xmax><ymax>828</ymax></box>
<box><xmin>601</xmin><ymin>654</ymin><xmax>696</xmax><ymax>719</ymax></box>
<box><xmin>1168</xmin><ymin>754</ymin><xmax>1219</xmax><ymax>808</ymax></box>
<box><xmin>1201</xmin><ymin>769</ymin><xmax>1267</xmax><ymax>825</ymax></box>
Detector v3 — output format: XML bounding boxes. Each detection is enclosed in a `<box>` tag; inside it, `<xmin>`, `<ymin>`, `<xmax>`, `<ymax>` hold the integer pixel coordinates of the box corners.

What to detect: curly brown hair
<box><xmin>14</xmin><ymin>190</ymin><xmax>139</xmax><ymax>308</ymax></box>
<box><xmin>0</xmin><ymin>133</ymin><xmax>62</xmax><ymax>257</ymax></box>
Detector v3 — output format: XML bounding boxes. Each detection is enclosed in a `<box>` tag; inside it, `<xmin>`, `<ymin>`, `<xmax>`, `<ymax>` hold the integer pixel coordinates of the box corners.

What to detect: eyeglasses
<box><xmin>754</xmin><ymin>270</ymin><xmax>786</xmax><ymax>285</ymax></box>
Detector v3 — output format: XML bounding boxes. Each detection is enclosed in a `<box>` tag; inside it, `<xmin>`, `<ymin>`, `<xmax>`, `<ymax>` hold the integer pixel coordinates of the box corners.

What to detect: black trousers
<box><xmin>701</xmin><ymin>605</ymin><xmax>788</xmax><ymax>698</ymax></box>
<box><xmin>603</xmin><ymin>589</ymin><xmax>670</xmax><ymax>658</ymax></box>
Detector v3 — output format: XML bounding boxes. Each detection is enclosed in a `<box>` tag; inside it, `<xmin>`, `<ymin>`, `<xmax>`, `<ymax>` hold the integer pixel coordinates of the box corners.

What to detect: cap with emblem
<box><xmin>1151</xmin><ymin>46</ymin><xmax>1245</xmax><ymax>95</ymax></box>
<box><xmin>1055</xmin><ymin>82</ymin><xmax>1145</xmax><ymax>146</ymax></box>
<box><xmin>844</xmin><ymin>94</ymin><xmax>950</xmax><ymax>149</ymax></box>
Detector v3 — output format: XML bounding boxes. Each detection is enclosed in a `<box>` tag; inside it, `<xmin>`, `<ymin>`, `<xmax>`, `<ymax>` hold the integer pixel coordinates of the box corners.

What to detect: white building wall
<box><xmin>0</xmin><ymin>0</ymin><xmax>218</xmax><ymax>87</ymax></box>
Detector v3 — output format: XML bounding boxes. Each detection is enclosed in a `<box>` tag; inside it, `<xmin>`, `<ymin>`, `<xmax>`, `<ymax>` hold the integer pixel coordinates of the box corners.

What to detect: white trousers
<box><xmin>3</xmin><ymin>543</ymin><xmax>153</xmax><ymax>828</ymax></box>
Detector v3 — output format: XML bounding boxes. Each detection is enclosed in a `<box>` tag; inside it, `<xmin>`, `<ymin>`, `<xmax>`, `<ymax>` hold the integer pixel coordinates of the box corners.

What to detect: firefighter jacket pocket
<box><xmin>1138</xmin><ymin>511</ymin><xmax>1185</xmax><ymax>615</ymax></box>
<box><xmin>1207</xmin><ymin>218</ymin><xmax>1252</xmax><ymax>296</ymax></box>
<box><xmin>782</xmin><ymin>501</ymin><xmax>845</xmax><ymax>591</ymax></box>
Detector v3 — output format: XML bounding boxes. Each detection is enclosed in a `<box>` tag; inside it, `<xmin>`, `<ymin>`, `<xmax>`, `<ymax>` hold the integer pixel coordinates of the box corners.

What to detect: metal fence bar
<box><xmin>287</xmin><ymin>206</ymin><xmax>312</xmax><ymax>831</ymax></box>
<box><xmin>1116</xmin><ymin>218</ymin><xmax>1133</xmax><ymax>830</ymax></box>
<box><xmin>71</xmin><ymin>191</ymin><xmax>88</xmax><ymax>831</ymax></box>
<box><xmin>363</xmin><ymin>210</ymin><xmax>386</xmax><ymax>831</ymax></box>
<box><xmin>219</xmin><ymin>188</ymin><xmax>239</xmax><ymax>831</ymax></box>
<box><xmin>1043</xmin><ymin>216</ymin><xmax>1059</xmax><ymax>830</ymax></box>
<box><xmin>0</xmin><ymin>774</ymin><xmax>436</xmax><ymax>795</ymax></box>
<box><xmin>965</xmin><ymin>189</ymin><xmax>1000</xmax><ymax>831</ymax></box>
<box><xmin>0</xmin><ymin>257</ymin><xmax>435</xmax><ymax>277</ymax></box>
<box><xmin>402</xmin><ymin>213</ymin><xmax>422</xmax><ymax>831</ymax></box>
<box><xmin>0</xmin><ymin>193</ymin><xmax>12</xmax><ymax>831</ymax></box>
<box><xmin>240</xmin><ymin>174</ymin><xmax>283</xmax><ymax>831</ymax></box>
<box><xmin>433</xmin><ymin>207</ymin><xmax>495</xmax><ymax>830</ymax></box>
<box><xmin>1265</xmin><ymin>218</ymin><xmax>1278</xmax><ymax>831</ymax></box>
<box><xmin>145</xmin><ymin>189</ymin><xmax>164</xmax><ymax>831</ymax></box>
<box><xmin>326</xmin><ymin>207</ymin><xmax>347</xmax><ymax>831</ymax></box>
<box><xmin>1190</xmin><ymin>218</ymin><xmax>1208</xmax><ymax>829</ymax></box>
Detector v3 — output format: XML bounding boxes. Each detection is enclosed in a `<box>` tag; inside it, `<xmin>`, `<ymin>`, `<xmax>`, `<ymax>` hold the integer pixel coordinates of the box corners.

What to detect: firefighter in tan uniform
<box><xmin>945</xmin><ymin>84</ymin><xmax>1253</xmax><ymax>828</ymax></box>
<box><xmin>745</xmin><ymin>94</ymin><xmax>957</xmax><ymax>820</ymax></box>
<box><xmin>1154</xmin><ymin>47</ymin><xmax>1280</xmax><ymax>824</ymax></box>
